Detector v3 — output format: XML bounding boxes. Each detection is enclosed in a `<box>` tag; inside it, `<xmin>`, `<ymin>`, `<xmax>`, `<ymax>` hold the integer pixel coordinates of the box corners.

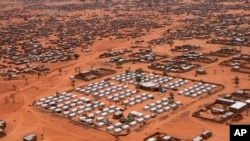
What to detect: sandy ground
<box><xmin>0</xmin><ymin>0</ymin><xmax>250</xmax><ymax>141</ymax></box>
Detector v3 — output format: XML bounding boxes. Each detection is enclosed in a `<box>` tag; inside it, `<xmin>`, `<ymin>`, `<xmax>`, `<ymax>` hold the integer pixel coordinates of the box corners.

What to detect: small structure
<box><xmin>200</xmin><ymin>130</ymin><xmax>212</xmax><ymax>139</ymax></box>
<box><xmin>113</xmin><ymin>111</ymin><xmax>123</xmax><ymax>120</ymax></box>
<box><xmin>143</xmin><ymin>132</ymin><xmax>181</xmax><ymax>141</ymax></box>
<box><xmin>75</xmin><ymin>68</ymin><xmax>116</xmax><ymax>81</ymax></box>
<box><xmin>139</xmin><ymin>82</ymin><xmax>160</xmax><ymax>91</ymax></box>
<box><xmin>0</xmin><ymin>120</ymin><xmax>6</xmax><ymax>130</ymax></box>
<box><xmin>229</xmin><ymin>101</ymin><xmax>247</xmax><ymax>112</ymax></box>
<box><xmin>196</xmin><ymin>68</ymin><xmax>207</xmax><ymax>75</ymax></box>
<box><xmin>22</xmin><ymin>133</ymin><xmax>37</xmax><ymax>141</ymax></box>
<box><xmin>192</xmin><ymin>136</ymin><xmax>203</xmax><ymax>141</ymax></box>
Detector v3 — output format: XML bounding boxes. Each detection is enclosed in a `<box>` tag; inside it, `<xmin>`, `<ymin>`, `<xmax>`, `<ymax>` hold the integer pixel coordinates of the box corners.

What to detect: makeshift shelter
<box><xmin>113</xmin><ymin>111</ymin><xmax>123</xmax><ymax>120</ymax></box>
<box><xmin>0</xmin><ymin>120</ymin><xmax>6</xmax><ymax>130</ymax></box>
<box><xmin>113</xmin><ymin>128</ymin><xmax>122</xmax><ymax>134</ymax></box>
<box><xmin>196</xmin><ymin>68</ymin><xmax>207</xmax><ymax>74</ymax></box>
<box><xmin>23</xmin><ymin>134</ymin><xmax>37</xmax><ymax>141</ymax></box>
<box><xmin>192</xmin><ymin>136</ymin><xmax>203</xmax><ymax>141</ymax></box>
<box><xmin>201</xmin><ymin>130</ymin><xmax>212</xmax><ymax>139</ymax></box>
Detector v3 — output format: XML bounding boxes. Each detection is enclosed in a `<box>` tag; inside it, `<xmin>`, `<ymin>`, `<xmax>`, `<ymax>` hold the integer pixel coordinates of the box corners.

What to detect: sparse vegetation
<box><xmin>116</xmin><ymin>61</ymin><xmax>123</xmax><ymax>68</ymax></box>
<box><xmin>58</xmin><ymin>69</ymin><xmax>62</xmax><ymax>75</ymax></box>
<box><xmin>135</xmin><ymin>68</ymin><xmax>143</xmax><ymax>73</ymax></box>
<box><xmin>71</xmin><ymin>80</ymin><xmax>76</xmax><ymax>89</ymax></box>
<box><xmin>234</xmin><ymin>76</ymin><xmax>239</xmax><ymax>88</ymax></box>
<box><xmin>135</xmin><ymin>75</ymin><xmax>142</xmax><ymax>82</ymax></box>
<box><xmin>168</xmin><ymin>91</ymin><xmax>175</xmax><ymax>104</ymax></box>
<box><xmin>73</xmin><ymin>53</ymin><xmax>80</xmax><ymax>60</ymax></box>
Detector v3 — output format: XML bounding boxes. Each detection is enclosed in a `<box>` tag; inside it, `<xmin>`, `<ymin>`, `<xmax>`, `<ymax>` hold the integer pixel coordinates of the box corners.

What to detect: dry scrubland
<box><xmin>0</xmin><ymin>0</ymin><xmax>250</xmax><ymax>141</ymax></box>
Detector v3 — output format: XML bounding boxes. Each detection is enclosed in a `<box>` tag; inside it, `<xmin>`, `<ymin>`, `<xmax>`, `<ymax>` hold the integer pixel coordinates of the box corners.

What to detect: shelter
<box><xmin>196</xmin><ymin>68</ymin><xmax>207</xmax><ymax>74</ymax></box>
<box><xmin>0</xmin><ymin>120</ymin><xmax>6</xmax><ymax>130</ymax></box>
<box><xmin>216</xmin><ymin>98</ymin><xmax>235</xmax><ymax>106</ymax></box>
<box><xmin>23</xmin><ymin>134</ymin><xmax>37</xmax><ymax>141</ymax></box>
<box><xmin>229</xmin><ymin>101</ymin><xmax>247</xmax><ymax>112</ymax></box>
<box><xmin>139</xmin><ymin>82</ymin><xmax>160</xmax><ymax>91</ymax></box>
<box><xmin>201</xmin><ymin>130</ymin><xmax>212</xmax><ymax>139</ymax></box>
<box><xmin>113</xmin><ymin>111</ymin><xmax>123</xmax><ymax>120</ymax></box>
<box><xmin>192</xmin><ymin>136</ymin><xmax>203</xmax><ymax>141</ymax></box>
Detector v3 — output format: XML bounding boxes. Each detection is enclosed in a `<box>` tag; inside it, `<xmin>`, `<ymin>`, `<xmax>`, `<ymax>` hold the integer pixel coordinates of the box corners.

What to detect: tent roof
<box><xmin>140</xmin><ymin>82</ymin><xmax>159</xmax><ymax>88</ymax></box>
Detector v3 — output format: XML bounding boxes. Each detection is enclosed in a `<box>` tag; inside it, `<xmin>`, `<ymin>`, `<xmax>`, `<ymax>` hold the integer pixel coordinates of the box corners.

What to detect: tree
<box><xmin>119</xmin><ymin>116</ymin><xmax>127</xmax><ymax>123</ymax></box>
<box><xmin>43</xmin><ymin>71</ymin><xmax>47</xmax><ymax>78</ymax></box>
<box><xmin>223</xmin><ymin>104</ymin><xmax>227</xmax><ymax>110</ymax></box>
<box><xmin>132</xmin><ymin>59</ymin><xmax>136</xmax><ymax>64</ymax></box>
<box><xmin>135</xmin><ymin>76</ymin><xmax>142</xmax><ymax>82</ymax></box>
<box><xmin>234</xmin><ymin>76</ymin><xmax>239</xmax><ymax>88</ymax></box>
<box><xmin>104</xmin><ymin>118</ymin><xmax>110</xmax><ymax>126</ymax></box>
<box><xmin>58</xmin><ymin>69</ymin><xmax>62</xmax><ymax>75</ymax></box>
<box><xmin>79</xmin><ymin>0</ymin><xmax>86</xmax><ymax>4</ymax></box>
<box><xmin>168</xmin><ymin>91</ymin><xmax>175</xmax><ymax>104</ymax></box>
<box><xmin>135</xmin><ymin>83</ymin><xmax>142</xmax><ymax>89</ymax></box>
<box><xmin>107</xmin><ymin>48</ymin><xmax>112</xmax><ymax>52</ymax></box>
<box><xmin>13</xmin><ymin>84</ymin><xmax>17</xmax><ymax>91</ymax></box>
<box><xmin>125</xmin><ymin>67</ymin><xmax>131</xmax><ymax>74</ymax></box>
<box><xmin>163</xmin><ymin>70</ymin><xmax>167</xmax><ymax>76</ymax></box>
<box><xmin>8</xmin><ymin>73</ymin><xmax>12</xmax><ymax>80</ymax></box>
<box><xmin>78</xmin><ymin>67</ymin><xmax>81</xmax><ymax>73</ymax></box>
<box><xmin>135</xmin><ymin>68</ymin><xmax>143</xmax><ymax>73</ymax></box>
<box><xmin>93</xmin><ymin>95</ymin><xmax>100</xmax><ymax>101</ymax></box>
<box><xmin>25</xmin><ymin>78</ymin><xmax>28</xmax><ymax>85</ymax></box>
<box><xmin>4</xmin><ymin>96</ymin><xmax>9</xmax><ymax>104</ymax></box>
<box><xmin>67</xmin><ymin>55</ymin><xmax>72</xmax><ymax>60</ymax></box>
<box><xmin>127</xmin><ymin>114</ymin><xmax>134</xmax><ymax>123</ymax></box>
<box><xmin>10</xmin><ymin>93</ymin><xmax>15</xmax><ymax>103</ymax></box>
<box><xmin>116</xmin><ymin>61</ymin><xmax>122</xmax><ymax>68</ymax></box>
<box><xmin>37</xmin><ymin>71</ymin><xmax>41</xmax><ymax>79</ymax></box>
<box><xmin>55</xmin><ymin>91</ymin><xmax>60</xmax><ymax>97</ymax></box>
<box><xmin>73</xmin><ymin>53</ymin><xmax>80</xmax><ymax>60</ymax></box>
<box><xmin>71</xmin><ymin>80</ymin><xmax>75</xmax><ymax>89</ymax></box>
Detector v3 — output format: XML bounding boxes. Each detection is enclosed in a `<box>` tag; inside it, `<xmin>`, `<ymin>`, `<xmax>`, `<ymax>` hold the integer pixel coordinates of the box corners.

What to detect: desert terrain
<box><xmin>0</xmin><ymin>0</ymin><xmax>250</xmax><ymax>141</ymax></box>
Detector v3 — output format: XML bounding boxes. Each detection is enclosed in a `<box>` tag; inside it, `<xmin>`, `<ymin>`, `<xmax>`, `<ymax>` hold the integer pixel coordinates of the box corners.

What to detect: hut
<box><xmin>0</xmin><ymin>120</ymin><xmax>6</xmax><ymax>130</ymax></box>
<box><xmin>113</xmin><ymin>111</ymin><xmax>123</xmax><ymax>120</ymax></box>
<box><xmin>201</xmin><ymin>130</ymin><xmax>212</xmax><ymax>139</ymax></box>
<box><xmin>96</xmin><ymin>122</ymin><xmax>105</xmax><ymax>128</ymax></box>
<box><xmin>23</xmin><ymin>133</ymin><xmax>37</xmax><ymax>141</ymax></box>
<box><xmin>196</xmin><ymin>68</ymin><xmax>207</xmax><ymax>75</ymax></box>
<box><xmin>129</xmin><ymin>121</ymin><xmax>137</xmax><ymax>127</ymax></box>
<box><xmin>106</xmin><ymin>126</ymin><xmax>114</xmax><ymax>132</ymax></box>
<box><xmin>192</xmin><ymin>136</ymin><xmax>203</xmax><ymax>141</ymax></box>
<box><xmin>162</xmin><ymin>135</ymin><xmax>172</xmax><ymax>141</ymax></box>
<box><xmin>121</xmin><ymin>125</ymin><xmax>130</xmax><ymax>131</ymax></box>
<box><xmin>113</xmin><ymin>128</ymin><xmax>122</xmax><ymax>135</ymax></box>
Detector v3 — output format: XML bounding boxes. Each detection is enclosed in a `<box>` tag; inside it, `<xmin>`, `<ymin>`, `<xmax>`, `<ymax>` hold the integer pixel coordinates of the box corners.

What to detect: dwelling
<box><xmin>113</xmin><ymin>111</ymin><xmax>124</xmax><ymax>120</ymax></box>
<box><xmin>22</xmin><ymin>133</ymin><xmax>37</xmax><ymax>141</ymax></box>
<box><xmin>0</xmin><ymin>120</ymin><xmax>6</xmax><ymax>130</ymax></box>
<box><xmin>229</xmin><ymin>101</ymin><xmax>247</xmax><ymax>113</ymax></box>
<box><xmin>192</xmin><ymin>136</ymin><xmax>203</xmax><ymax>141</ymax></box>
<box><xmin>216</xmin><ymin>97</ymin><xmax>235</xmax><ymax>106</ymax></box>
<box><xmin>196</xmin><ymin>68</ymin><xmax>207</xmax><ymax>75</ymax></box>
<box><xmin>139</xmin><ymin>82</ymin><xmax>160</xmax><ymax>91</ymax></box>
<box><xmin>201</xmin><ymin>130</ymin><xmax>212</xmax><ymax>139</ymax></box>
